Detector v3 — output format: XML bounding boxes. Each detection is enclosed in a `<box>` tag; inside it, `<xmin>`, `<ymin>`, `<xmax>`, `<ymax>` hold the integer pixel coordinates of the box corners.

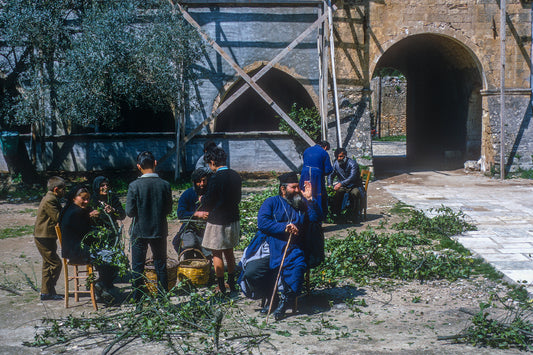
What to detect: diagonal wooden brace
<box><xmin>183</xmin><ymin>5</ymin><xmax>335</xmax><ymax>145</ymax></box>
<box><xmin>177</xmin><ymin>2</ymin><xmax>318</xmax><ymax>147</ymax></box>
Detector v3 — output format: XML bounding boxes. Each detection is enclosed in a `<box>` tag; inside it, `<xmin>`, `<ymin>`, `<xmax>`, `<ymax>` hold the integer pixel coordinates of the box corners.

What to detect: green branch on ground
<box><xmin>25</xmin><ymin>286</ymin><xmax>270</xmax><ymax>354</ymax></box>
<box><xmin>441</xmin><ymin>285</ymin><xmax>533</xmax><ymax>351</ymax></box>
<box><xmin>312</xmin><ymin>205</ymin><xmax>481</xmax><ymax>287</ymax></box>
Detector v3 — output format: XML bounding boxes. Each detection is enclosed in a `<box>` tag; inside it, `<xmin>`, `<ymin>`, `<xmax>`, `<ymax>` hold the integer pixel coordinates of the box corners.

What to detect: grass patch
<box><xmin>508</xmin><ymin>168</ymin><xmax>533</xmax><ymax>180</ymax></box>
<box><xmin>372</xmin><ymin>135</ymin><xmax>406</xmax><ymax>142</ymax></box>
<box><xmin>19</xmin><ymin>208</ymin><xmax>37</xmax><ymax>216</ymax></box>
<box><xmin>389</xmin><ymin>201</ymin><xmax>413</xmax><ymax>215</ymax></box>
<box><xmin>0</xmin><ymin>225</ymin><xmax>34</xmax><ymax>239</ymax></box>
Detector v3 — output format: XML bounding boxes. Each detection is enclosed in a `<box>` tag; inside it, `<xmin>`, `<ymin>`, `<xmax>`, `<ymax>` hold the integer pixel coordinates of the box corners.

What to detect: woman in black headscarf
<box><xmin>90</xmin><ymin>176</ymin><xmax>126</xmax><ymax>231</ymax></box>
<box><xmin>59</xmin><ymin>185</ymin><xmax>119</xmax><ymax>304</ymax></box>
<box><xmin>59</xmin><ymin>185</ymin><xmax>95</xmax><ymax>264</ymax></box>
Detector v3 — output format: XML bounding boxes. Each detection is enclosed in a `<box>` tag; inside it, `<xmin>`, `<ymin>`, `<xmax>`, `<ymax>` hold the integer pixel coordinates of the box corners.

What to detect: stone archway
<box><xmin>373</xmin><ymin>33</ymin><xmax>483</xmax><ymax>168</ymax></box>
<box><xmin>213</xmin><ymin>65</ymin><xmax>317</xmax><ymax>132</ymax></box>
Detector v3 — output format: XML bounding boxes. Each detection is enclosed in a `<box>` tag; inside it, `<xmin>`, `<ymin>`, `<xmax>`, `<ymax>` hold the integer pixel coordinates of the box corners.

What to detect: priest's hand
<box><xmin>285</xmin><ymin>223</ymin><xmax>299</xmax><ymax>235</ymax></box>
<box><xmin>301</xmin><ymin>181</ymin><xmax>313</xmax><ymax>201</ymax></box>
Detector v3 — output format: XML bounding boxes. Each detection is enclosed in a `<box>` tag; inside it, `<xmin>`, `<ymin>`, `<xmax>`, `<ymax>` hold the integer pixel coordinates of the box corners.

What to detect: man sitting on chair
<box><xmin>328</xmin><ymin>148</ymin><xmax>364</xmax><ymax>222</ymax></box>
<box><xmin>238</xmin><ymin>172</ymin><xmax>320</xmax><ymax>321</ymax></box>
<box><xmin>172</xmin><ymin>168</ymin><xmax>212</xmax><ymax>259</ymax></box>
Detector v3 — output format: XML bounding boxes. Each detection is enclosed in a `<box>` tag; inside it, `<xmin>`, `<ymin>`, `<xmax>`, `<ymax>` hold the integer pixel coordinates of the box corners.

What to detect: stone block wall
<box><xmin>332</xmin><ymin>0</ymin><xmax>533</xmax><ymax>172</ymax></box>
<box><xmin>327</xmin><ymin>87</ymin><xmax>372</xmax><ymax>167</ymax></box>
<box><xmin>22</xmin><ymin>132</ymin><xmax>307</xmax><ymax>174</ymax></box>
<box><xmin>370</xmin><ymin>76</ymin><xmax>407</xmax><ymax>137</ymax></box>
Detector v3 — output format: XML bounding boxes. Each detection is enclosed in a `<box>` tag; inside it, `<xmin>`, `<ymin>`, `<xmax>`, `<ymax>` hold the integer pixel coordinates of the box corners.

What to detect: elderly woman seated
<box><xmin>59</xmin><ymin>185</ymin><xmax>121</xmax><ymax>304</ymax></box>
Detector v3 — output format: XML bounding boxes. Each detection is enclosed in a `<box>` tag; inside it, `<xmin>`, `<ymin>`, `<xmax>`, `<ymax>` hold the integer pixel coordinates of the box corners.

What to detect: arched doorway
<box><xmin>214</xmin><ymin>66</ymin><xmax>316</xmax><ymax>132</ymax></box>
<box><xmin>373</xmin><ymin>34</ymin><xmax>483</xmax><ymax>170</ymax></box>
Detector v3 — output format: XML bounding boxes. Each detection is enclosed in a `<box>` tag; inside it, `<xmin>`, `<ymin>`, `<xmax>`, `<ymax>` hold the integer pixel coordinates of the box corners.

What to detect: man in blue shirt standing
<box><xmin>299</xmin><ymin>141</ymin><xmax>333</xmax><ymax>220</ymax></box>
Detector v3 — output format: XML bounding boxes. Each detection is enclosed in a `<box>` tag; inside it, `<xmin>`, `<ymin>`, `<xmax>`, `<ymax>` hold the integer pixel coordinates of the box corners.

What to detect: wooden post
<box><xmin>327</xmin><ymin>0</ymin><xmax>342</xmax><ymax>148</ymax></box>
<box><xmin>500</xmin><ymin>0</ymin><xmax>506</xmax><ymax>180</ymax></box>
<box><xmin>173</xmin><ymin>102</ymin><xmax>180</xmax><ymax>181</ymax></box>
<box><xmin>322</xmin><ymin>1</ymin><xmax>329</xmax><ymax>141</ymax></box>
<box><xmin>377</xmin><ymin>77</ymin><xmax>382</xmax><ymax>139</ymax></box>
<box><xmin>317</xmin><ymin>2</ymin><xmax>326</xmax><ymax>141</ymax></box>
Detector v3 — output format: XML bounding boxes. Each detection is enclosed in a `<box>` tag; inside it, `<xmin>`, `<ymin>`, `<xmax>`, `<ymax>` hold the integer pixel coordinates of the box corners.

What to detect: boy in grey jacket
<box><xmin>126</xmin><ymin>151</ymin><xmax>172</xmax><ymax>301</ymax></box>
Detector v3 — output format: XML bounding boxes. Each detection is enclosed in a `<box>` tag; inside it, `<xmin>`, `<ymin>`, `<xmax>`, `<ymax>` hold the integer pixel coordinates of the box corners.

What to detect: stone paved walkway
<box><xmin>379</xmin><ymin>169</ymin><xmax>533</xmax><ymax>294</ymax></box>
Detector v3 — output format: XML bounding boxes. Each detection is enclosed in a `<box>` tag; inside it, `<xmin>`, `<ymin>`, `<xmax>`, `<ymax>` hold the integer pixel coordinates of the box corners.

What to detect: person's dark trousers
<box><xmin>331</xmin><ymin>187</ymin><xmax>361</xmax><ymax>216</ymax></box>
<box><xmin>331</xmin><ymin>190</ymin><xmax>346</xmax><ymax>216</ymax></box>
<box><xmin>131</xmin><ymin>236</ymin><xmax>168</xmax><ymax>301</ymax></box>
<box><xmin>96</xmin><ymin>263</ymin><xmax>117</xmax><ymax>290</ymax></box>
<box><xmin>35</xmin><ymin>237</ymin><xmax>62</xmax><ymax>295</ymax></box>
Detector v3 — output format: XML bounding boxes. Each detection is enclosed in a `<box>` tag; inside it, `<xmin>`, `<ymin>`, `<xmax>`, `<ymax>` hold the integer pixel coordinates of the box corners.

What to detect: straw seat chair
<box><xmin>55</xmin><ymin>224</ymin><xmax>98</xmax><ymax>310</ymax></box>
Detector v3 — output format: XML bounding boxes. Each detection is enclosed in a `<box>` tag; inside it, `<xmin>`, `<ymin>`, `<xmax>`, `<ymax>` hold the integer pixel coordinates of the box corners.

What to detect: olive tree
<box><xmin>0</xmin><ymin>0</ymin><xmax>203</xmax><ymax>131</ymax></box>
<box><xmin>58</xmin><ymin>0</ymin><xmax>203</xmax><ymax>129</ymax></box>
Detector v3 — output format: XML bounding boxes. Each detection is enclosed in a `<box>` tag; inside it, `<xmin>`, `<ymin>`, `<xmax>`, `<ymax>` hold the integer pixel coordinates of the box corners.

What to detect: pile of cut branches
<box><xmin>25</xmin><ymin>286</ymin><xmax>270</xmax><ymax>354</ymax></box>
<box><xmin>440</xmin><ymin>286</ymin><xmax>533</xmax><ymax>351</ymax></box>
<box><xmin>312</xmin><ymin>205</ymin><xmax>479</xmax><ymax>287</ymax></box>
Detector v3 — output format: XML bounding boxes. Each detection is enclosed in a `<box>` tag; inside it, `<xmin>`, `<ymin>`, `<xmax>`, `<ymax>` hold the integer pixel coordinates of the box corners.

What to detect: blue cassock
<box><xmin>299</xmin><ymin>144</ymin><xmax>333</xmax><ymax>219</ymax></box>
<box><xmin>242</xmin><ymin>195</ymin><xmax>320</xmax><ymax>294</ymax></box>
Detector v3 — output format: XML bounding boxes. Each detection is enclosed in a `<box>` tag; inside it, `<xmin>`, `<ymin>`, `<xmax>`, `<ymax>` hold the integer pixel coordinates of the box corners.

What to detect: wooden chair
<box><xmin>55</xmin><ymin>225</ymin><xmax>98</xmax><ymax>310</ymax></box>
<box><xmin>359</xmin><ymin>169</ymin><xmax>371</xmax><ymax>221</ymax></box>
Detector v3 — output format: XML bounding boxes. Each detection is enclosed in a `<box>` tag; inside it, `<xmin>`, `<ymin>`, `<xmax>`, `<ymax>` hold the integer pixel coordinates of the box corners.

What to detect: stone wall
<box><xmin>370</xmin><ymin>76</ymin><xmax>407</xmax><ymax>137</ymax></box>
<box><xmin>22</xmin><ymin>132</ymin><xmax>306</xmax><ymax>173</ymax></box>
<box><xmin>332</xmin><ymin>0</ymin><xmax>533</xmax><ymax>172</ymax></box>
<box><xmin>327</xmin><ymin>87</ymin><xmax>372</xmax><ymax>166</ymax></box>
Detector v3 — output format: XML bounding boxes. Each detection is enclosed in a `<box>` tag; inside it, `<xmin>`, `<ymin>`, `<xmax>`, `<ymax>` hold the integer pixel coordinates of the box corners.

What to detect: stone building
<box><xmin>370</xmin><ymin>76</ymin><xmax>407</xmax><ymax>138</ymax></box>
<box><xmin>333</xmin><ymin>0</ymin><xmax>533</xmax><ymax>172</ymax></box>
<box><xmin>3</xmin><ymin>0</ymin><xmax>533</xmax><ymax>175</ymax></box>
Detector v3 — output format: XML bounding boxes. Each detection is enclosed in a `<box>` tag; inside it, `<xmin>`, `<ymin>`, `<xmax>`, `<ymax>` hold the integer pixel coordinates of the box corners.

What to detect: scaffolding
<box><xmin>164</xmin><ymin>0</ymin><xmax>341</xmax><ymax>178</ymax></box>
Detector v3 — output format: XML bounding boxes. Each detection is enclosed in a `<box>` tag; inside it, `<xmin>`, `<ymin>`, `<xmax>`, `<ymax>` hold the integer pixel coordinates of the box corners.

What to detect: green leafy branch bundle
<box><xmin>312</xmin><ymin>206</ymin><xmax>479</xmax><ymax>287</ymax></box>
<box><xmin>25</xmin><ymin>286</ymin><xmax>270</xmax><ymax>354</ymax></box>
<box><xmin>83</xmin><ymin>209</ymin><xmax>129</xmax><ymax>278</ymax></box>
<box><xmin>440</xmin><ymin>286</ymin><xmax>533</xmax><ymax>351</ymax></box>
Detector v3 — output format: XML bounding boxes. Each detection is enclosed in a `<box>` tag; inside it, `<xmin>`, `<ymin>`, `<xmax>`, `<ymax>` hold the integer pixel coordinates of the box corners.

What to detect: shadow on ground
<box><xmin>373</xmin><ymin>156</ymin><xmax>462</xmax><ymax>179</ymax></box>
<box><xmin>295</xmin><ymin>285</ymin><xmax>367</xmax><ymax>316</ymax></box>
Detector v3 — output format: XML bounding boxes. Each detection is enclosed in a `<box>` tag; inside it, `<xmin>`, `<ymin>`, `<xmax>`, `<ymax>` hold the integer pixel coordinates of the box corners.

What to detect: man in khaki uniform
<box><xmin>34</xmin><ymin>176</ymin><xmax>65</xmax><ymax>300</ymax></box>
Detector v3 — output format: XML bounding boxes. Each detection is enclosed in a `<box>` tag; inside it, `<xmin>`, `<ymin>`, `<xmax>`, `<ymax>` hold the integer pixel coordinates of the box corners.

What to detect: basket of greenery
<box><xmin>144</xmin><ymin>258</ymin><xmax>179</xmax><ymax>294</ymax></box>
<box><xmin>177</xmin><ymin>249</ymin><xmax>210</xmax><ymax>286</ymax></box>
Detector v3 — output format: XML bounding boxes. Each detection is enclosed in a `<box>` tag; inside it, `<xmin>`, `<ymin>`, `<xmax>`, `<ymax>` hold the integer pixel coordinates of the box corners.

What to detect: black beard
<box><xmin>284</xmin><ymin>193</ymin><xmax>305</xmax><ymax>211</ymax></box>
<box><xmin>194</xmin><ymin>186</ymin><xmax>207</xmax><ymax>195</ymax></box>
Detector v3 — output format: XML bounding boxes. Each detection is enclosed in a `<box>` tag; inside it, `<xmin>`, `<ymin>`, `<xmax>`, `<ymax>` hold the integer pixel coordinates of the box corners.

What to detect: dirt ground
<box><xmin>0</xmin><ymin>175</ymin><xmax>524</xmax><ymax>354</ymax></box>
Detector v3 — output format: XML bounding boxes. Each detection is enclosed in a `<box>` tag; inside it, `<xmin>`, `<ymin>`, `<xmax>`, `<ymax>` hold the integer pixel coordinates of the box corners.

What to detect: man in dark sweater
<box><xmin>126</xmin><ymin>151</ymin><xmax>173</xmax><ymax>301</ymax></box>
<box><xmin>328</xmin><ymin>147</ymin><xmax>364</xmax><ymax>222</ymax></box>
<box><xmin>201</xmin><ymin>147</ymin><xmax>242</xmax><ymax>294</ymax></box>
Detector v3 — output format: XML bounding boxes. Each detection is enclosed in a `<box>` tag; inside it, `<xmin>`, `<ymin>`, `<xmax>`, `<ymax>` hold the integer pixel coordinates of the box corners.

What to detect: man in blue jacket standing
<box><xmin>328</xmin><ymin>147</ymin><xmax>364</xmax><ymax>222</ymax></box>
<box><xmin>126</xmin><ymin>151</ymin><xmax>173</xmax><ymax>302</ymax></box>
<box><xmin>299</xmin><ymin>141</ymin><xmax>332</xmax><ymax>220</ymax></box>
